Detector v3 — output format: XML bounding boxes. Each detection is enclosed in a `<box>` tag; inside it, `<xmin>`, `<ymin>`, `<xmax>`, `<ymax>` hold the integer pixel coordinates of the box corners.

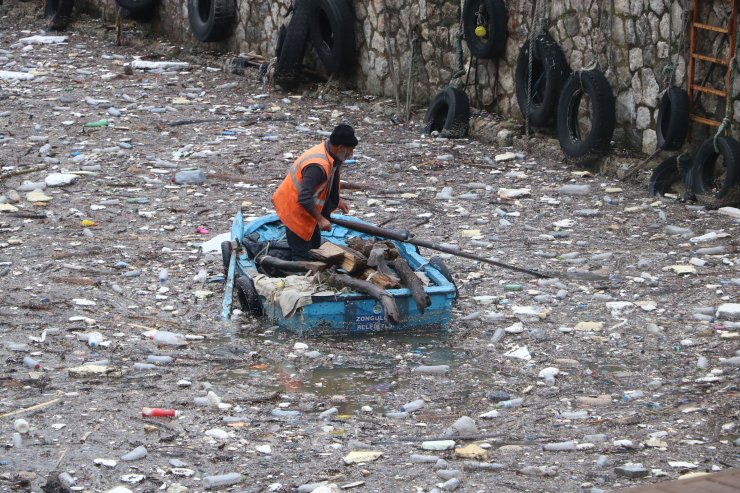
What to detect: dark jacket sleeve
<box><xmin>298</xmin><ymin>164</ymin><xmax>327</xmax><ymax>213</ymax></box>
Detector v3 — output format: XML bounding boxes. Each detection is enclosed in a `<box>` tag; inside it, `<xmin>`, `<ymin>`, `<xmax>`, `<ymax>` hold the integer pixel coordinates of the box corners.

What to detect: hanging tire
<box><xmin>45</xmin><ymin>0</ymin><xmax>75</xmax><ymax>30</ymax></box>
<box><xmin>656</xmin><ymin>87</ymin><xmax>689</xmax><ymax>151</ymax></box>
<box><xmin>236</xmin><ymin>275</ymin><xmax>264</xmax><ymax>317</ymax></box>
<box><xmin>648</xmin><ymin>155</ymin><xmax>692</xmax><ymax>197</ymax></box>
<box><xmin>515</xmin><ymin>33</ymin><xmax>570</xmax><ymax>127</ymax></box>
<box><xmin>556</xmin><ymin>69</ymin><xmax>615</xmax><ymax>162</ymax></box>
<box><xmin>462</xmin><ymin>0</ymin><xmax>508</xmax><ymax>59</ymax></box>
<box><xmin>188</xmin><ymin>0</ymin><xmax>235</xmax><ymax>42</ymax></box>
<box><xmin>309</xmin><ymin>0</ymin><xmax>357</xmax><ymax>75</ymax></box>
<box><xmin>221</xmin><ymin>241</ymin><xmax>233</xmax><ymax>275</ymax></box>
<box><xmin>686</xmin><ymin>136</ymin><xmax>740</xmax><ymax>199</ymax></box>
<box><xmin>422</xmin><ymin>87</ymin><xmax>470</xmax><ymax>138</ymax></box>
<box><xmin>275</xmin><ymin>0</ymin><xmax>312</xmax><ymax>85</ymax></box>
<box><xmin>116</xmin><ymin>0</ymin><xmax>158</xmax><ymax>18</ymax></box>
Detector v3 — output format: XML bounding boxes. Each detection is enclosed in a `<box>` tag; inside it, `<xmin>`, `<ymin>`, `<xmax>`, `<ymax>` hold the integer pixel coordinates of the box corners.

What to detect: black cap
<box><xmin>329</xmin><ymin>124</ymin><xmax>358</xmax><ymax>147</ymax></box>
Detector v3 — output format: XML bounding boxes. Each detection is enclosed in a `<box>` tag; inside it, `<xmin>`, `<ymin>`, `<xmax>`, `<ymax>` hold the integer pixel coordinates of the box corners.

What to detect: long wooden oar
<box><xmin>329</xmin><ymin>217</ymin><xmax>610</xmax><ymax>282</ymax></box>
<box><xmin>329</xmin><ymin>217</ymin><xmax>549</xmax><ymax>278</ymax></box>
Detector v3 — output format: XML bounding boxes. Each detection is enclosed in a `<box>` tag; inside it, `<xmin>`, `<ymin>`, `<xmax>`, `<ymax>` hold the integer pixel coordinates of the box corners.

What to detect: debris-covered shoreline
<box><xmin>0</xmin><ymin>4</ymin><xmax>739</xmax><ymax>493</ymax></box>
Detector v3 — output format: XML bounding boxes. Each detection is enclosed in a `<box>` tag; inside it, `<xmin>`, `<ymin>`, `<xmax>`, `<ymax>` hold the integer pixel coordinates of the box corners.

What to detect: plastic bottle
<box><xmin>87</xmin><ymin>332</ymin><xmax>103</xmax><ymax>347</ymax></box>
<box><xmin>559</xmin><ymin>410</ymin><xmax>588</xmax><ymax>420</ymax></box>
<box><xmin>14</xmin><ymin>419</ymin><xmax>29</xmax><ymax>434</ymax></box>
<box><xmin>412</xmin><ymin>365</ymin><xmax>449</xmax><ymax>375</ymax></box>
<box><xmin>83</xmin><ymin>119</ymin><xmax>109</xmax><ymax>128</ymax></box>
<box><xmin>386</xmin><ymin>411</ymin><xmax>409</xmax><ymax>419</ymax></box>
<box><xmin>623</xmin><ymin>390</ymin><xmax>645</xmax><ymax>401</ymax></box>
<box><xmin>152</xmin><ymin>330</ymin><xmax>187</xmax><ymax>346</ymax></box>
<box><xmin>543</xmin><ymin>441</ymin><xmax>577</xmax><ymax>451</ymax></box>
<box><xmin>121</xmin><ymin>445</ymin><xmax>148</xmax><ymax>461</ymax></box>
<box><xmin>491</xmin><ymin>327</ymin><xmax>505</xmax><ymax>344</ymax></box>
<box><xmin>270</xmin><ymin>409</ymin><xmax>301</xmax><ymax>417</ymax></box>
<box><xmin>319</xmin><ymin>407</ymin><xmax>338</xmax><ymax>420</ymax></box>
<box><xmin>172</xmin><ymin>169</ymin><xmax>205</xmax><ymax>185</ymax></box>
<box><xmin>147</xmin><ymin>355</ymin><xmax>175</xmax><ymax>365</ymax></box>
<box><xmin>58</xmin><ymin>472</ymin><xmax>75</xmax><ymax>488</ymax></box>
<box><xmin>203</xmin><ymin>472</ymin><xmax>243</xmax><ymax>489</ymax></box>
<box><xmin>12</xmin><ymin>433</ymin><xmax>22</xmax><ymax>448</ymax></box>
<box><xmin>142</xmin><ymin>407</ymin><xmax>180</xmax><ymax>417</ymax></box>
<box><xmin>159</xmin><ymin>269</ymin><xmax>168</xmax><ymax>285</ymax></box>
<box><xmin>497</xmin><ymin>397</ymin><xmax>524</xmax><ymax>408</ymax></box>
<box><xmin>558</xmin><ymin>184</ymin><xmax>592</xmax><ymax>195</ymax></box>
<box><xmin>400</xmin><ymin>399</ymin><xmax>425</xmax><ymax>412</ymax></box>
<box><xmin>23</xmin><ymin>356</ymin><xmax>40</xmax><ymax>369</ymax></box>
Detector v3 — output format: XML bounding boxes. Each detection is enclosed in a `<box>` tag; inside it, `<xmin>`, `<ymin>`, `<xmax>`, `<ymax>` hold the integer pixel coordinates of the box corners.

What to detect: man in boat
<box><xmin>272</xmin><ymin>123</ymin><xmax>358</xmax><ymax>261</ymax></box>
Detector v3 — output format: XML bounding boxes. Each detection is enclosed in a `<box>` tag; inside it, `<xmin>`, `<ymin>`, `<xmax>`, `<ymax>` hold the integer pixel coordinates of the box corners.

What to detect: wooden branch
<box><xmin>392</xmin><ymin>257</ymin><xmax>430</xmax><ymax>314</ymax></box>
<box><xmin>310</xmin><ymin>242</ymin><xmax>366</xmax><ymax>274</ymax></box>
<box><xmin>0</xmin><ymin>163</ymin><xmax>48</xmax><ymax>181</ymax></box>
<box><xmin>346</xmin><ymin>237</ymin><xmax>399</xmax><ymax>259</ymax></box>
<box><xmin>367</xmin><ymin>246</ymin><xmax>400</xmax><ymax>284</ymax></box>
<box><xmin>327</xmin><ymin>273</ymin><xmax>400</xmax><ymax>324</ymax></box>
<box><xmin>0</xmin><ymin>397</ymin><xmax>62</xmax><ymax>419</ymax></box>
<box><xmin>257</xmin><ymin>255</ymin><xmax>328</xmax><ymax>273</ymax></box>
<box><xmin>361</xmin><ymin>268</ymin><xmax>400</xmax><ymax>289</ymax></box>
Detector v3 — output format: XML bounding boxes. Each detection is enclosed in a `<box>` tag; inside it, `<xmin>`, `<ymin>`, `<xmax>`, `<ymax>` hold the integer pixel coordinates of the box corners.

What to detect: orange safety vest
<box><xmin>272</xmin><ymin>141</ymin><xmax>339</xmax><ymax>241</ymax></box>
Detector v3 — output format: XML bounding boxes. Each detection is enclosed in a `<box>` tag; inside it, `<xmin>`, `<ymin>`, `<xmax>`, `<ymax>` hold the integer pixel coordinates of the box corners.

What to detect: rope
<box><xmin>525</xmin><ymin>0</ymin><xmax>540</xmax><ymax>136</ymax></box>
<box><xmin>451</xmin><ymin>31</ymin><xmax>466</xmax><ymax>82</ymax></box>
<box><xmin>662</xmin><ymin>0</ymin><xmax>690</xmax><ymax>91</ymax></box>
<box><xmin>713</xmin><ymin>14</ymin><xmax>740</xmax><ymax>152</ymax></box>
<box><xmin>405</xmin><ymin>27</ymin><xmax>419</xmax><ymax>122</ymax></box>
<box><xmin>662</xmin><ymin>2</ymin><xmax>675</xmax><ymax>89</ymax></box>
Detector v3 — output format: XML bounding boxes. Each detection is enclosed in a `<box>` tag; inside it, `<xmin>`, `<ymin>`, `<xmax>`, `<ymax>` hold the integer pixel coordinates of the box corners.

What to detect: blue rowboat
<box><xmin>222</xmin><ymin>212</ymin><xmax>457</xmax><ymax>335</ymax></box>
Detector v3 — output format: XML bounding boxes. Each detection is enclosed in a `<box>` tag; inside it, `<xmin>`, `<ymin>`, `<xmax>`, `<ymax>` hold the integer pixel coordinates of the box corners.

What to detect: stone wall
<box><xmin>79</xmin><ymin>0</ymin><xmax>740</xmax><ymax>154</ymax></box>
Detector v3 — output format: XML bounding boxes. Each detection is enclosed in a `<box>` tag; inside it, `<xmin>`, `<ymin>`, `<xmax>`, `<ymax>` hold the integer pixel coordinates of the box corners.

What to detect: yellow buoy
<box><xmin>475</xmin><ymin>25</ymin><xmax>487</xmax><ymax>38</ymax></box>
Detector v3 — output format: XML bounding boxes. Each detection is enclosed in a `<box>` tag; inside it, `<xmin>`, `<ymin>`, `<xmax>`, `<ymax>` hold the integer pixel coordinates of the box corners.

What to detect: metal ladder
<box><xmin>687</xmin><ymin>0</ymin><xmax>738</xmax><ymax>128</ymax></box>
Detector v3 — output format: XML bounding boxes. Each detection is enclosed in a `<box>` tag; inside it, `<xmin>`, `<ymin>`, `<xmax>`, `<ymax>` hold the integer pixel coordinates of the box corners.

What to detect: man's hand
<box><xmin>318</xmin><ymin>216</ymin><xmax>332</xmax><ymax>231</ymax></box>
<box><xmin>337</xmin><ymin>198</ymin><xmax>350</xmax><ymax>214</ymax></box>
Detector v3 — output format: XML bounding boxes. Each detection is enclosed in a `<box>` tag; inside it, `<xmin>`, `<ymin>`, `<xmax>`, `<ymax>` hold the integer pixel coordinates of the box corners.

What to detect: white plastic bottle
<box><xmin>203</xmin><ymin>472</ymin><xmax>243</xmax><ymax>489</ymax></box>
<box><xmin>152</xmin><ymin>330</ymin><xmax>187</xmax><ymax>346</ymax></box>
<box><xmin>23</xmin><ymin>356</ymin><xmax>40</xmax><ymax>369</ymax></box>
<box><xmin>498</xmin><ymin>397</ymin><xmax>524</xmax><ymax>408</ymax></box>
<box><xmin>87</xmin><ymin>332</ymin><xmax>103</xmax><ymax>347</ymax></box>
<box><xmin>400</xmin><ymin>399</ymin><xmax>425</xmax><ymax>412</ymax></box>
<box><xmin>147</xmin><ymin>355</ymin><xmax>174</xmax><ymax>365</ymax></box>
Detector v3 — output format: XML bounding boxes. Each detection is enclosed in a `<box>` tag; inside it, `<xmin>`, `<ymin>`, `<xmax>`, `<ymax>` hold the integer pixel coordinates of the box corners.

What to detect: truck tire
<box><xmin>557</xmin><ymin>69</ymin><xmax>615</xmax><ymax>163</ymax></box>
<box><xmin>236</xmin><ymin>275</ymin><xmax>264</xmax><ymax>317</ymax></box>
<box><xmin>309</xmin><ymin>0</ymin><xmax>356</xmax><ymax>74</ymax></box>
<box><xmin>275</xmin><ymin>0</ymin><xmax>312</xmax><ymax>86</ymax></box>
<box><xmin>462</xmin><ymin>0</ymin><xmax>508</xmax><ymax>59</ymax></box>
<box><xmin>188</xmin><ymin>0</ymin><xmax>235</xmax><ymax>42</ymax></box>
<box><xmin>515</xmin><ymin>33</ymin><xmax>570</xmax><ymax>127</ymax></box>
<box><xmin>656</xmin><ymin>87</ymin><xmax>689</xmax><ymax>151</ymax></box>
<box><xmin>422</xmin><ymin>87</ymin><xmax>470</xmax><ymax>138</ymax></box>
<box><xmin>686</xmin><ymin>136</ymin><xmax>740</xmax><ymax>199</ymax></box>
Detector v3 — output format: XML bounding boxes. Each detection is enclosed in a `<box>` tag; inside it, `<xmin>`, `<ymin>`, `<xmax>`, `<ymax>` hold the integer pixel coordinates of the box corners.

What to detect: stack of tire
<box><xmin>513</xmin><ymin>32</ymin><xmax>615</xmax><ymax>167</ymax></box>
<box><xmin>648</xmin><ymin>88</ymin><xmax>740</xmax><ymax>205</ymax></box>
<box><xmin>274</xmin><ymin>0</ymin><xmax>357</xmax><ymax>87</ymax></box>
<box><xmin>422</xmin><ymin>0</ymin><xmax>509</xmax><ymax>138</ymax></box>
